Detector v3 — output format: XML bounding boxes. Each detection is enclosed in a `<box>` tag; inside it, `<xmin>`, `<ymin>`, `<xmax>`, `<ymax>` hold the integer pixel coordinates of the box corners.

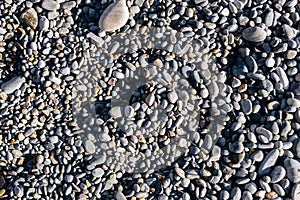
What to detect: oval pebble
<box><xmin>242</xmin><ymin>26</ymin><xmax>267</xmax><ymax>42</ymax></box>
<box><xmin>99</xmin><ymin>0</ymin><xmax>129</xmax><ymax>32</ymax></box>
<box><xmin>1</xmin><ymin>76</ymin><xmax>25</xmax><ymax>95</ymax></box>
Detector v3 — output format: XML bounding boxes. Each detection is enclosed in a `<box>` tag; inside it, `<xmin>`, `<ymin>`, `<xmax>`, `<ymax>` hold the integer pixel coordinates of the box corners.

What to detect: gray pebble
<box><xmin>258</xmin><ymin>149</ymin><xmax>279</xmax><ymax>176</ymax></box>
<box><xmin>292</xmin><ymin>184</ymin><xmax>300</xmax><ymax>200</ymax></box>
<box><xmin>242</xmin><ymin>26</ymin><xmax>267</xmax><ymax>42</ymax></box>
<box><xmin>1</xmin><ymin>76</ymin><xmax>25</xmax><ymax>94</ymax></box>
<box><xmin>42</xmin><ymin>0</ymin><xmax>59</xmax><ymax>11</ymax></box>
<box><xmin>270</xmin><ymin>166</ymin><xmax>286</xmax><ymax>183</ymax></box>
<box><xmin>241</xmin><ymin>99</ymin><xmax>252</xmax><ymax>115</ymax></box>
<box><xmin>115</xmin><ymin>191</ymin><xmax>126</xmax><ymax>200</ymax></box>
<box><xmin>84</xmin><ymin>139</ymin><xmax>96</xmax><ymax>154</ymax></box>
<box><xmin>284</xmin><ymin>158</ymin><xmax>300</xmax><ymax>183</ymax></box>
<box><xmin>167</xmin><ymin>91</ymin><xmax>178</xmax><ymax>104</ymax></box>
<box><xmin>39</xmin><ymin>16</ymin><xmax>49</xmax><ymax>30</ymax></box>
<box><xmin>64</xmin><ymin>175</ymin><xmax>74</xmax><ymax>183</ymax></box>
<box><xmin>109</xmin><ymin>106</ymin><xmax>122</xmax><ymax>118</ymax></box>
<box><xmin>92</xmin><ymin>168</ymin><xmax>104</xmax><ymax>178</ymax></box>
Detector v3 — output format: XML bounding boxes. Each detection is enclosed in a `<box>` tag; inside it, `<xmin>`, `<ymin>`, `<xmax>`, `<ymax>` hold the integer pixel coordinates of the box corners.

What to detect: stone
<box><xmin>241</xmin><ymin>99</ymin><xmax>252</xmax><ymax>115</ymax></box>
<box><xmin>276</xmin><ymin>67</ymin><xmax>289</xmax><ymax>90</ymax></box>
<box><xmin>291</xmin><ymin>184</ymin><xmax>300</xmax><ymax>200</ymax></box>
<box><xmin>42</xmin><ymin>0</ymin><xmax>59</xmax><ymax>11</ymax></box>
<box><xmin>99</xmin><ymin>0</ymin><xmax>129</xmax><ymax>32</ymax></box>
<box><xmin>270</xmin><ymin>166</ymin><xmax>286</xmax><ymax>183</ymax></box>
<box><xmin>0</xmin><ymin>175</ymin><xmax>5</xmax><ymax>188</ymax></box>
<box><xmin>175</xmin><ymin>167</ymin><xmax>185</xmax><ymax>178</ymax></box>
<box><xmin>21</xmin><ymin>8</ymin><xmax>38</xmax><ymax>29</ymax></box>
<box><xmin>92</xmin><ymin>168</ymin><xmax>104</xmax><ymax>178</ymax></box>
<box><xmin>282</xmin><ymin>24</ymin><xmax>295</xmax><ymax>39</ymax></box>
<box><xmin>167</xmin><ymin>91</ymin><xmax>178</xmax><ymax>104</ymax></box>
<box><xmin>109</xmin><ymin>106</ymin><xmax>122</xmax><ymax>118</ymax></box>
<box><xmin>84</xmin><ymin>139</ymin><xmax>96</xmax><ymax>154</ymax></box>
<box><xmin>242</xmin><ymin>26</ymin><xmax>267</xmax><ymax>42</ymax></box>
<box><xmin>258</xmin><ymin>149</ymin><xmax>279</xmax><ymax>176</ymax></box>
<box><xmin>284</xmin><ymin>158</ymin><xmax>300</xmax><ymax>183</ymax></box>
<box><xmin>1</xmin><ymin>76</ymin><xmax>25</xmax><ymax>94</ymax></box>
<box><xmin>39</xmin><ymin>16</ymin><xmax>50</xmax><ymax>30</ymax></box>
<box><xmin>115</xmin><ymin>191</ymin><xmax>126</xmax><ymax>200</ymax></box>
<box><xmin>284</xmin><ymin>50</ymin><xmax>297</xmax><ymax>59</ymax></box>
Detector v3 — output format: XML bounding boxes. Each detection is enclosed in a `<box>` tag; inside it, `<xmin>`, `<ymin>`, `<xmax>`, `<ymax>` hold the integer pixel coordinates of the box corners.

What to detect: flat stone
<box><xmin>21</xmin><ymin>8</ymin><xmax>38</xmax><ymax>29</ymax></box>
<box><xmin>42</xmin><ymin>0</ymin><xmax>59</xmax><ymax>11</ymax></box>
<box><xmin>109</xmin><ymin>106</ymin><xmax>122</xmax><ymax>118</ymax></box>
<box><xmin>242</xmin><ymin>26</ymin><xmax>267</xmax><ymax>42</ymax></box>
<box><xmin>270</xmin><ymin>166</ymin><xmax>286</xmax><ymax>183</ymax></box>
<box><xmin>84</xmin><ymin>139</ymin><xmax>96</xmax><ymax>154</ymax></box>
<box><xmin>175</xmin><ymin>167</ymin><xmax>185</xmax><ymax>178</ymax></box>
<box><xmin>258</xmin><ymin>149</ymin><xmax>279</xmax><ymax>176</ymax></box>
<box><xmin>92</xmin><ymin>168</ymin><xmax>104</xmax><ymax>178</ymax></box>
<box><xmin>282</xmin><ymin>24</ymin><xmax>295</xmax><ymax>39</ymax></box>
<box><xmin>284</xmin><ymin>158</ymin><xmax>300</xmax><ymax>183</ymax></box>
<box><xmin>241</xmin><ymin>99</ymin><xmax>252</xmax><ymax>115</ymax></box>
<box><xmin>284</xmin><ymin>50</ymin><xmax>297</xmax><ymax>59</ymax></box>
<box><xmin>99</xmin><ymin>0</ymin><xmax>129</xmax><ymax>32</ymax></box>
<box><xmin>1</xmin><ymin>76</ymin><xmax>25</xmax><ymax>94</ymax></box>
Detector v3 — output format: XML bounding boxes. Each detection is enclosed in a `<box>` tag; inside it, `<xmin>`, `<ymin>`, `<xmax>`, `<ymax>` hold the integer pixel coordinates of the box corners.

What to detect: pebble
<box><xmin>84</xmin><ymin>140</ymin><xmax>96</xmax><ymax>154</ymax></box>
<box><xmin>270</xmin><ymin>166</ymin><xmax>286</xmax><ymax>183</ymax></box>
<box><xmin>167</xmin><ymin>91</ymin><xmax>178</xmax><ymax>104</ymax></box>
<box><xmin>175</xmin><ymin>167</ymin><xmax>185</xmax><ymax>178</ymax></box>
<box><xmin>92</xmin><ymin>168</ymin><xmax>104</xmax><ymax>178</ymax></box>
<box><xmin>258</xmin><ymin>149</ymin><xmax>279</xmax><ymax>176</ymax></box>
<box><xmin>21</xmin><ymin>8</ymin><xmax>38</xmax><ymax>29</ymax></box>
<box><xmin>291</xmin><ymin>184</ymin><xmax>300</xmax><ymax>200</ymax></box>
<box><xmin>284</xmin><ymin>158</ymin><xmax>300</xmax><ymax>183</ymax></box>
<box><xmin>42</xmin><ymin>0</ymin><xmax>60</xmax><ymax>11</ymax></box>
<box><xmin>276</xmin><ymin>67</ymin><xmax>289</xmax><ymax>90</ymax></box>
<box><xmin>39</xmin><ymin>16</ymin><xmax>50</xmax><ymax>30</ymax></box>
<box><xmin>115</xmin><ymin>191</ymin><xmax>126</xmax><ymax>200</ymax></box>
<box><xmin>242</xmin><ymin>26</ymin><xmax>267</xmax><ymax>42</ymax></box>
<box><xmin>0</xmin><ymin>175</ymin><xmax>5</xmax><ymax>188</ymax></box>
<box><xmin>1</xmin><ymin>76</ymin><xmax>25</xmax><ymax>94</ymax></box>
<box><xmin>241</xmin><ymin>99</ymin><xmax>252</xmax><ymax>115</ymax></box>
<box><xmin>109</xmin><ymin>106</ymin><xmax>122</xmax><ymax>118</ymax></box>
<box><xmin>98</xmin><ymin>0</ymin><xmax>129</xmax><ymax>31</ymax></box>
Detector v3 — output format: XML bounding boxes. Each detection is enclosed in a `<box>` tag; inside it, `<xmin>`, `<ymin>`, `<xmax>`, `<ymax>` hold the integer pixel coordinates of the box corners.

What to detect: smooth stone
<box><xmin>270</xmin><ymin>166</ymin><xmax>286</xmax><ymax>183</ymax></box>
<box><xmin>241</xmin><ymin>99</ymin><xmax>252</xmax><ymax>115</ymax></box>
<box><xmin>258</xmin><ymin>149</ymin><xmax>279</xmax><ymax>176</ymax></box>
<box><xmin>264</xmin><ymin>9</ymin><xmax>274</xmax><ymax>27</ymax></box>
<box><xmin>1</xmin><ymin>76</ymin><xmax>25</xmax><ymax>94</ymax></box>
<box><xmin>99</xmin><ymin>0</ymin><xmax>129</xmax><ymax>32</ymax></box>
<box><xmin>276</xmin><ymin>67</ymin><xmax>289</xmax><ymax>90</ymax></box>
<box><xmin>109</xmin><ymin>106</ymin><xmax>122</xmax><ymax>118</ymax></box>
<box><xmin>175</xmin><ymin>167</ymin><xmax>185</xmax><ymax>178</ymax></box>
<box><xmin>256</xmin><ymin>127</ymin><xmax>273</xmax><ymax>141</ymax></box>
<box><xmin>284</xmin><ymin>50</ymin><xmax>297</xmax><ymax>59</ymax></box>
<box><xmin>49</xmin><ymin>135</ymin><xmax>59</xmax><ymax>144</ymax></box>
<box><xmin>242</xmin><ymin>26</ymin><xmax>267</xmax><ymax>42</ymax></box>
<box><xmin>282</xmin><ymin>24</ymin><xmax>294</xmax><ymax>39</ymax></box>
<box><xmin>84</xmin><ymin>139</ymin><xmax>96</xmax><ymax>154</ymax></box>
<box><xmin>39</xmin><ymin>16</ymin><xmax>49</xmax><ymax>30</ymax></box>
<box><xmin>42</xmin><ymin>0</ymin><xmax>59</xmax><ymax>11</ymax></box>
<box><xmin>167</xmin><ymin>91</ymin><xmax>178</xmax><ymax>104</ymax></box>
<box><xmin>64</xmin><ymin>175</ymin><xmax>74</xmax><ymax>183</ymax></box>
<box><xmin>182</xmin><ymin>193</ymin><xmax>190</xmax><ymax>200</ymax></box>
<box><xmin>231</xmin><ymin>187</ymin><xmax>241</xmax><ymax>200</ymax></box>
<box><xmin>291</xmin><ymin>184</ymin><xmax>300</xmax><ymax>200</ymax></box>
<box><xmin>92</xmin><ymin>168</ymin><xmax>104</xmax><ymax>178</ymax></box>
<box><xmin>266</xmin><ymin>57</ymin><xmax>275</xmax><ymax>68</ymax></box>
<box><xmin>229</xmin><ymin>141</ymin><xmax>244</xmax><ymax>153</ymax></box>
<box><xmin>21</xmin><ymin>8</ymin><xmax>38</xmax><ymax>29</ymax></box>
<box><xmin>115</xmin><ymin>191</ymin><xmax>126</xmax><ymax>200</ymax></box>
<box><xmin>296</xmin><ymin>139</ymin><xmax>300</xmax><ymax>158</ymax></box>
<box><xmin>241</xmin><ymin>191</ymin><xmax>253</xmax><ymax>200</ymax></box>
<box><xmin>284</xmin><ymin>158</ymin><xmax>300</xmax><ymax>183</ymax></box>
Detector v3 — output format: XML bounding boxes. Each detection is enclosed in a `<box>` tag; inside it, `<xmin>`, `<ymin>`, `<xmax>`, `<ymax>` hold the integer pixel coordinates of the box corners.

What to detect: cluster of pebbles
<box><xmin>0</xmin><ymin>0</ymin><xmax>299</xmax><ymax>200</ymax></box>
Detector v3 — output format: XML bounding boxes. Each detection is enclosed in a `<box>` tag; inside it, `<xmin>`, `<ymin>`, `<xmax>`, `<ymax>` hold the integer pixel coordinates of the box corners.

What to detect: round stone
<box><xmin>21</xmin><ymin>8</ymin><xmax>38</xmax><ymax>29</ymax></box>
<box><xmin>99</xmin><ymin>0</ymin><xmax>129</xmax><ymax>32</ymax></box>
<box><xmin>242</xmin><ymin>26</ymin><xmax>267</xmax><ymax>42</ymax></box>
<box><xmin>92</xmin><ymin>168</ymin><xmax>104</xmax><ymax>178</ymax></box>
<box><xmin>84</xmin><ymin>140</ymin><xmax>96</xmax><ymax>154</ymax></box>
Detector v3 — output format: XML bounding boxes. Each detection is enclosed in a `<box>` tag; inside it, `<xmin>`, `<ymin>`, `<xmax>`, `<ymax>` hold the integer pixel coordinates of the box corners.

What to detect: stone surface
<box><xmin>284</xmin><ymin>158</ymin><xmax>300</xmax><ymax>183</ymax></box>
<box><xmin>42</xmin><ymin>0</ymin><xmax>59</xmax><ymax>11</ymax></box>
<box><xmin>258</xmin><ymin>149</ymin><xmax>279</xmax><ymax>176</ymax></box>
<box><xmin>242</xmin><ymin>26</ymin><xmax>267</xmax><ymax>42</ymax></box>
<box><xmin>99</xmin><ymin>0</ymin><xmax>129</xmax><ymax>31</ymax></box>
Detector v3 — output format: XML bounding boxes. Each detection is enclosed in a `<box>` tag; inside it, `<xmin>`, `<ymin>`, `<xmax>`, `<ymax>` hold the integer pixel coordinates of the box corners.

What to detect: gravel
<box><xmin>0</xmin><ymin>0</ymin><xmax>299</xmax><ymax>199</ymax></box>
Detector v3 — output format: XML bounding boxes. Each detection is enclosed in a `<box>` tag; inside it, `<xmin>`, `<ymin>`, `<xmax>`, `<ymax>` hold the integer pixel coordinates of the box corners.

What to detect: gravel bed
<box><xmin>0</xmin><ymin>0</ymin><xmax>299</xmax><ymax>199</ymax></box>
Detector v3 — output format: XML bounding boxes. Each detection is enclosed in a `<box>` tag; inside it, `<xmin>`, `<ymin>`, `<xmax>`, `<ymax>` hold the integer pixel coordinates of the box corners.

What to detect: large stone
<box><xmin>242</xmin><ymin>26</ymin><xmax>267</xmax><ymax>42</ymax></box>
<box><xmin>284</xmin><ymin>158</ymin><xmax>300</xmax><ymax>183</ymax></box>
<box><xmin>1</xmin><ymin>76</ymin><xmax>25</xmax><ymax>94</ymax></box>
<box><xmin>21</xmin><ymin>8</ymin><xmax>38</xmax><ymax>29</ymax></box>
<box><xmin>99</xmin><ymin>0</ymin><xmax>129</xmax><ymax>32</ymax></box>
